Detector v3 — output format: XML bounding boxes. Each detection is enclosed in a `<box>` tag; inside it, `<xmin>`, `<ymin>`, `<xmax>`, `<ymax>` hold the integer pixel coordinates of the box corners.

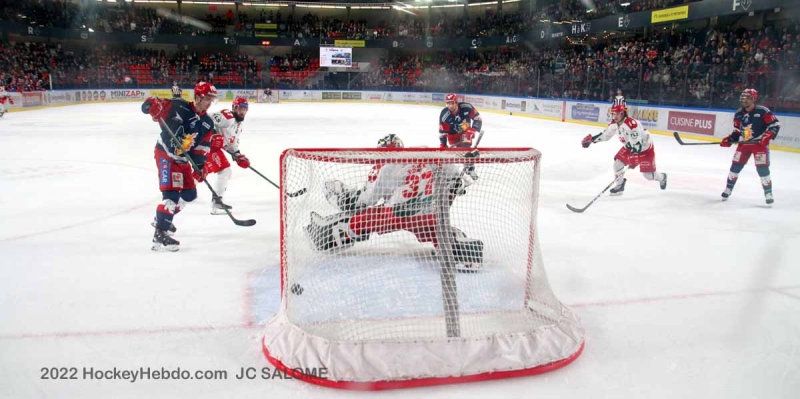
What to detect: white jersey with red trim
<box><xmin>209</xmin><ymin>109</ymin><xmax>243</xmax><ymax>154</ymax></box>
<box><xmin>357</xmin><ymin>163</ymin><xmax>462</xmax><ymax>216</ymax></box>
<box><xmin>596</xmin><ymin>116</ymin><xmax>652</xmax><ymax>154</ymax></box>
<box><xmin>0</xmin><ymin>89</ymin><xmax>13</xmax><ymax>105</ymax></box>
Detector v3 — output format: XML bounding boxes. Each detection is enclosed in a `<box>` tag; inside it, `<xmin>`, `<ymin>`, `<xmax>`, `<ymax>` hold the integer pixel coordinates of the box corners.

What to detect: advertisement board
<box><xmin>322</xmin><ymin>92</ymin><xmax>342</xmax><ymax>100</ymax></box>
<box><xmin>651</xmin><ymin>5</ymin><xmax>689</xmax><ymax>23</ymax></box>
<box><xmin>570</xmin><ymin>103</ymin><xmax>601</xmax><ymax>122</ymax></box>
<box><xmin>667</xmin><ymin>110</ymin><xmax>716</xmax><ymax>135</ymax></box>
<box><xmin>320</xmin><ymin>47</ymin><xmax>353</xmax><ymax>67</ymax></box>
<box><xmin>109</xmin><ymin>89</ymin><xmax>148</xmax><ymax>101</ymax></box>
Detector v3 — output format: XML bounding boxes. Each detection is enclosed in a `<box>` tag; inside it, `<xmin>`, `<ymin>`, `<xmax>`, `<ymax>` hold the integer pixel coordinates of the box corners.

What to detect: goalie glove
<box><xmin>449</xmin><ymin>176</ymin><xmax>472</xmax><ymax>196</ymax></box>
<box><xmin>324</xmin><ymin>180</ymin><xmax>362</xmax><ymax>212</ymax></box>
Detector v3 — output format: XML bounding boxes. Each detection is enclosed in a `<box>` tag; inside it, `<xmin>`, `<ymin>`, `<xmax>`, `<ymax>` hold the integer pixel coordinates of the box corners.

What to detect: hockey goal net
<box><xmin>256</xmin><ymin>88</ymin><xmax>279</xmax><ymax>103</ymax></box>
<box><xmin>264</xmin><ymin>148</ymin><xmax>584</xmax><ymax>390</ymax></box>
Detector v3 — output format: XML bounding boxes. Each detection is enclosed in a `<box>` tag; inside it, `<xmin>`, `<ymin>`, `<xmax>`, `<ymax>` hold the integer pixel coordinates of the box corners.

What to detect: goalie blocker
<box><xmin>305</xmin><ymin>134</ymin><xmax>483</xmax><ymax>271</ymax></box>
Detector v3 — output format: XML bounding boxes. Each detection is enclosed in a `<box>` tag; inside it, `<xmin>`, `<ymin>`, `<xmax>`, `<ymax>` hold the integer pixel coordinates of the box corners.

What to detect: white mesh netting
<box><xmin>263</xmin><ymin>148</ymin><xmax>584</xmax><ymax>389</ymax></box>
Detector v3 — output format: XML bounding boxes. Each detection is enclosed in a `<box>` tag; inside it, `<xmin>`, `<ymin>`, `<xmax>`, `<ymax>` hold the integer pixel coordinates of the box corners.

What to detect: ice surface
<box><xmin>1</xmin><ymin>102</ymin><xmax>799</xmax><ymax>398</ymax></box>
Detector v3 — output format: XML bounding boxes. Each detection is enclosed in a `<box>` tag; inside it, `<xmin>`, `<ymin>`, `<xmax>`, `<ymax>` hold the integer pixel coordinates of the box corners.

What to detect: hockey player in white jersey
<box><xmin>0</xmin><ymin>86</ymin><xmax>14</xmax><ymax>117</ymax></box>
<box><xmin>306</xmin><ymin>134</ymin><xmax>483</xmax><ymax>271</ymax></box>
<box><xmin>582</xmin><ymin>104</ymin><xmax>667</xmax><ymax>195</ymax></box>
<box><xmin>205</xmin><ymin>97</ymin><xmax>251</xmax><ymax>214</ymax></box>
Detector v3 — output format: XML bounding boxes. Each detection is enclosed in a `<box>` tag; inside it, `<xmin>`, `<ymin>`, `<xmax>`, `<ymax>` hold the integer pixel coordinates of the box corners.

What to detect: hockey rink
<box><xmin>1</xmin><ymin>101</ymin><xmax>799</xmax><ymax>398</ymax></box>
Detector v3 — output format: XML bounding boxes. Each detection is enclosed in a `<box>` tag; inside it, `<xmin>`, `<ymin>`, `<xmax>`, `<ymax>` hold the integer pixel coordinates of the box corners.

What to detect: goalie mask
<box><xmin>377</xmin><ymin>134</ymin><xmax>404</xmax><ymax>149</ymax></box>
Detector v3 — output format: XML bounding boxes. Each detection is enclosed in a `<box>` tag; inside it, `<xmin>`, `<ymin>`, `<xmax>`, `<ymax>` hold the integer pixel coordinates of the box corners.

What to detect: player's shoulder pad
<box><xmin>210</xmin><ymin>110</ymin><xmax>234</xmax><ymax>127</ymax></box>
<box><xmin>623</xmin><ymin>117</ymin><xmax>639</xmax><ymax>129</ymax></box>
<box><xmin>754</xmin><ymin>105</ymin><xmax>773</xmax><ymax>114</ymax></box>
<box><xmin>459</xmin><ymin>102</ymin><xmax>475</xmax><ymax>111</ymax></box>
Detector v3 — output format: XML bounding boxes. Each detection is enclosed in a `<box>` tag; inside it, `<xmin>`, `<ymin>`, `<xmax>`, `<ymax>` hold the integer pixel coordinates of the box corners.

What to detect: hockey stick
<box><xmin>159</xmin><ymin>118</ymin><xmax>256</xmax><ymax>227</ymax></box>
<box><xmin>673</xmin><ymin>131</ymin><xmax>759</xmax><ymax>146</ymax></box>
<box><xmin>456</xmin><ymin>130</ymin><xmax>485</xmax><ymax>173</ymax></box>
<box><xmin>566</xmin><ymin>167</ymin><xmax>629</xmax><ymax>213</ymax></box>
<box><xmin>225</xmin><ymin>150</ymin><xmax>307</xmax><ymax>197</ymax></box>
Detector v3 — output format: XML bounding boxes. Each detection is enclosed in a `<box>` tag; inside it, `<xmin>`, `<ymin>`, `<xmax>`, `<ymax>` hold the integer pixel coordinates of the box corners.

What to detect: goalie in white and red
<box><xmin>0</xmin><ymin>86</ymin><xmax>14</xmax><ymax>117</ymax></box>
<box><xmin>205</xmin><ymin>96</ymin><xmax>251</xmax><ymax>214</ymax></box>
<box><xmin>305</xmin><ymin>134</ymin><xmax>483</xmax><ymax>271</ymax></box>
<box><xmin>582</xmin><ymin>104</ymin><xmax>668</xmax><ymax>195</ymax></box>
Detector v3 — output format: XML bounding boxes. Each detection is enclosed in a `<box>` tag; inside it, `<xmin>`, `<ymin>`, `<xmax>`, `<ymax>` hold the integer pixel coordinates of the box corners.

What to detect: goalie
<box><xmin>305</xmin><ymin>134</ymin><xmax>483</xmax><ymax>271</ymax></box>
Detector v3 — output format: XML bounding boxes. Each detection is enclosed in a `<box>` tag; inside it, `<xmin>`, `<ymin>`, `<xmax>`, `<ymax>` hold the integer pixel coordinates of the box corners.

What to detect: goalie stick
<box><xmin>225</xmin><ymin>150</ymin><xmax>307</xmax><ymax>197</ymax></box>
<box><xmin>159</xmin><ymin>118</ymin><xmax>256</xmax><ymax>227</ymax></box>
<box><xmin>566</xmin><ymin>166</ymin><xmax>630</xmax><ymax>213</ymax></box>
<box><xmin>673</xmin><ymin>131</ymin><xmax>759</xmax><ymax>146</ymax></box>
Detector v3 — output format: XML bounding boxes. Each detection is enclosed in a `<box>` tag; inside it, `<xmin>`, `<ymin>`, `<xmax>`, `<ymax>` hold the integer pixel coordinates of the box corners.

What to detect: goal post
<box><xmin>264</xmin><ymin>148</ymin><xmax>584</xmax><ymax>390</ymax></box>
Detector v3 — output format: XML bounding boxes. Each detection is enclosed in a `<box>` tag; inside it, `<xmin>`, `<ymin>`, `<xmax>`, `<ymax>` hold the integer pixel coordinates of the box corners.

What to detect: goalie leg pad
<box><xmin>443</xmin><ymin>228</ymin><xmax>484</xmax><ymax>271</ymax></box>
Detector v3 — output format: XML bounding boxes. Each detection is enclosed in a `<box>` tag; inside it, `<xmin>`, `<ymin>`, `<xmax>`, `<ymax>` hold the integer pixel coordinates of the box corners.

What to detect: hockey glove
<box><xmin>142</xmin><ymin>97</ymin><xmax>169</xmax><ymax>122</ymax></box>
<box><xmin>234</xmin><ymin>153</ymin><xmax>250</xmax><ymax>169</ymax></box>
<box><xmin>759</xmin><ymin>131</ymin><xmax>776</xmax><ymax>147</ymax></box>
<box><xmin>464</xmin><ymin>127</ymin><xmax>478</xmax><ymax>142</ymax></box>
<box><xmin>581</xmin><ymin>134</ymin><xmax>596</xmax><ymax>148</ymax></box>
<box><xmin>464</xmin><ymin>149</ymin><xmax>479</xmax><ymax>158</ymax></box>
<box><xmin>209</xmin><ymin>134</ymin><xmax>225</xmax><ymax>151</ymax></box>
<box><xmin>721</xmin><ymin>129</ymin><xmax>742</xmax><ymax>147</ymax></box>
<box><xmin>192</xmin><ymin>169</ymin><xmax>206</xmax><ymax>183</ymax></box>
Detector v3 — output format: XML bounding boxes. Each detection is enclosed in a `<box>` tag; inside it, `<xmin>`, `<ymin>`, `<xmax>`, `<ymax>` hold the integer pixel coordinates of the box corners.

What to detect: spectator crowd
<box><xmin>1</xmin><ymin>0</ymin><xmax>798</xmax><ymax>111</ymax></box>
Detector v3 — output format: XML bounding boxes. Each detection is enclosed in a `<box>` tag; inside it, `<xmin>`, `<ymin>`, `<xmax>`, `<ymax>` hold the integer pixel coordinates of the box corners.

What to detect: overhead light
<box><xmin>88</xmin><ymin>28</ymin><xmax>94</xmax><ymax>32</ymax></box>
<box><xmin>621</xmin><ymin>2</ymin><xmax>631</xmax><ymax>6</ymax></box>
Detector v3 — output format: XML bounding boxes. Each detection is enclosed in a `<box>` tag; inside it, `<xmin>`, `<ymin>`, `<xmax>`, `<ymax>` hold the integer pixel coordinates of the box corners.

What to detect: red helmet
<box><xmin>232</xmin><ymin>97</ymin><xmax>249</xmax><ymax>109</ymax></box>
<box><xmin>194</xmin><ymin>82</ymin><xmax>217</xmax><ymax>98</ymax></box>
<box><xmin>611</xmin><ymin>104</ymin><xmax>626</xmax><ymax>114</ymax></box>
<box><xmin>445</xmin><ymin>93</ymin><xmax>458</xmax><ymax>103</ymax></box>
<box><xmin>741</xmin><ymin>88</ymin><xmax>758</xmax><ymax>101</ymax></box>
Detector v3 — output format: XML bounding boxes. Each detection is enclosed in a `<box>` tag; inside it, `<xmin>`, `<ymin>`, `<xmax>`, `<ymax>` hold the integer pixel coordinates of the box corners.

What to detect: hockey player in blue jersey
<box><xmin>438</xmin><ymin>93</ymin><xmax>482</xmax><ymax>180</ymax></box>
<box><xmin>438</xmin><ymin>93</ymin><xmax>482</xmax><ymax>149</ymax></box>
<box><xmin>719</xmin><ymin>88</ymin><xmax>781</xmax><ymax>205</ymax></box>
<box><xmin>142</xmin><ymin>81</ymin><xmax>218</xmax><ymax>251</ymax></box>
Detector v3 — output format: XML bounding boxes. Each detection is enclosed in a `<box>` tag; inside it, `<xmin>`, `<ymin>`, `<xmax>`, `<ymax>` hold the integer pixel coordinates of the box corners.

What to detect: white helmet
<box><xmin>377</xmin><ymin>134</ymin><xmax>404</xmax><ymax>148</ymax></box>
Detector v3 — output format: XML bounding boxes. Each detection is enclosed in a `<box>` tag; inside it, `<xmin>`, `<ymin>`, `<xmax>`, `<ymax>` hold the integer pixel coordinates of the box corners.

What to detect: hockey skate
<box><xmin>765</xmin><ymin>192</ymin><xmax>774</xmax><ymax>205</ymax></box>
<box><xmin>609</xmin><ymin>178</ymin><xmax>626</xmax><ymax>196</ymax></box>
<box><xmin>210</xmin><ymin>196</ymin><xmax>233</xmax><ymax>215</ymax></box>
<box><xmin>721</xmin><ymin>187</ymin><xmax>733</xmax><ymax>201</ymax></box>
<box><xmin>152</xmin><ymin>227</ymin><xmax>179</xmax><ymax>252</ymax></box>
<box><xmin>150</xmin><ymin>218</ymin><xmax>177</xmax><ymax>236</ymax></box>
<box><xmin>660</xmin><ymin>174</ymin><xmax>668</xmax><ymax>190</ymax></box>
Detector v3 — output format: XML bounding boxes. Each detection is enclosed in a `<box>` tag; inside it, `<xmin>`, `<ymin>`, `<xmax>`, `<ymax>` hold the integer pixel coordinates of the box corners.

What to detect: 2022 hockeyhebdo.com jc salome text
<box><xmin>39</xmin><ymin>366</ymin><xmax>329</xmax><ymax>383</ymax></box>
